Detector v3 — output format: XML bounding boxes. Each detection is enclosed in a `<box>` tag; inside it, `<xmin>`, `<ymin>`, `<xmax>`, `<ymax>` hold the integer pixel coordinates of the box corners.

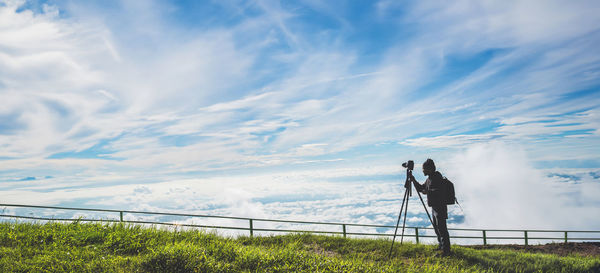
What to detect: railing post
<box><xmin>119</xmin><ymin>211</ymin><xmax>123</xmax><ymax>222</ymax></box>
<box><xmin>564</xmin><ymin>231</ymin><xmax>568</xmax><ymax>243</ymax></box>
<box><xmin>524</xmin><ymin>231</ymin><xmax>528</xmax><ymax>246</ymax></box>
<box><xmin>483</xmin><ymin>230</ymin><xmax>487</xmax><ymax>245</ymax></box>
<box><xmin>415</xmin><ymin>227</ymin><xmax>419</xmax><ymax>244</ymax></box>
<box><xmin>249</xmin><ymin>219</ymin><xmax>254</xmax><ymax>237</ymax></box>
<box><xmin>342</xmin><ymin>224</ymin><xmax>347</xmax><ymax>238</ymax></box>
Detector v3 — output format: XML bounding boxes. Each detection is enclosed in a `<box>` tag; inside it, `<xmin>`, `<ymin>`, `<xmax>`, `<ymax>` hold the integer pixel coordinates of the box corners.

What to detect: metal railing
<box><xmin>1</xmin><ymin>203</ymin><xmax>599</xmax><ymax>245</ymax></box>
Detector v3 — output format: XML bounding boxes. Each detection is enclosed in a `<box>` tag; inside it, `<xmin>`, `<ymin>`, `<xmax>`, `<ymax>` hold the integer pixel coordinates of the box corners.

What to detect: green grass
<box><xmin>0</xmin><ymin>221</ymin><xmax>598</xmax><ymax>272</ymax></box>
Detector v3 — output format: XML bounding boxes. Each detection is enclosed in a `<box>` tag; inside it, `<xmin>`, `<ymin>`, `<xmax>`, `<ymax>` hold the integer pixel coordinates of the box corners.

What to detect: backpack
<box><xmin>442</xmin><ymin>177</ymin><xmax>456</xmax><ymax>205</ymax></box>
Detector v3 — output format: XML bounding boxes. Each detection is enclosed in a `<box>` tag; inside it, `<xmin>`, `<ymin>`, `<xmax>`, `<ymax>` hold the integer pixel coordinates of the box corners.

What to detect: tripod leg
<box><xmin>400</xmin><ymin>191</ymin><xmax>410</xmax><ymax>244</ymax></box>
<box><xmin>388</xmin><ymin>188</ymin><xmax>409</xmax><ymax>258</ymax></box>
<box><xmin>415</xmin><ymin>190</ymin><xmax>438</xmax><ymax>240</ymax></box>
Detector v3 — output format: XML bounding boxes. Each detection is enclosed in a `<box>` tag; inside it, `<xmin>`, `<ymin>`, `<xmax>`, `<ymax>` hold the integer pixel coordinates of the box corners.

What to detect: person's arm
<box><xmin>409</xmin><ymin>173</ymin><xmax>427</xmax><ymax>194</ymax></box>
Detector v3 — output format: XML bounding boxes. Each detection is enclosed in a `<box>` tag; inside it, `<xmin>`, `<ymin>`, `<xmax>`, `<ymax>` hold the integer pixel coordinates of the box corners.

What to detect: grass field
<box><xmin>0</xmin><ymin>221</ymin><xmax>598</xmax><ymax>272</ymax></box>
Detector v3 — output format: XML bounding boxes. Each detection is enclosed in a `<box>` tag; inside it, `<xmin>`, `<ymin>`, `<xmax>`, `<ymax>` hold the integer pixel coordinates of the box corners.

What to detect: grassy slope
<box><xmin>0</xmin><ymin>222</ymin><xmax>598</xmax><ymax>272</ymax></box>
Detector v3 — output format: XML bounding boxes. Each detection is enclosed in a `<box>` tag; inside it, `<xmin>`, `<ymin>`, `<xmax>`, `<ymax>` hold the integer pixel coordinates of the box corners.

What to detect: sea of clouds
<box><xmin>3</xmin><ymin>142</ymin><xmax>599</xmax><ymax>244</ymax></box>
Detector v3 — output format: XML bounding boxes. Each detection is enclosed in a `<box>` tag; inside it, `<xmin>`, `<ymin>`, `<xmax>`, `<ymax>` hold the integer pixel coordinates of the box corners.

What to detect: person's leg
<box><xmin>437</xmin><ymin>216</ymin><xmax>451</xmax><ymax>254</ymax></box>
<box><xmin>432</xmin><ymin>208</ymin><xmax>442</xmax><ymax>249</ymax></box>
<box><xmin>434</xmin><ymin>205</ymin><xmax>450</xmax><ymax>255</ymax></box>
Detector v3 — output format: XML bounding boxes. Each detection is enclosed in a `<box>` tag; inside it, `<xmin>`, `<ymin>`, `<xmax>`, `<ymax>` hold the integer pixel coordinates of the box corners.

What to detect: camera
<box><xmin>401</xmin><ymin>160</ymin><xmax>414</xmax><ymax>171</ymax></box>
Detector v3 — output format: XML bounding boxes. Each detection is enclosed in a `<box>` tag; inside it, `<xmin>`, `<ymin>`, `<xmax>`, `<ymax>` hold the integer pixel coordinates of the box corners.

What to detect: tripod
<box><xmin>388</xmin><ymin>167</ymin><xmax>437</xmax><ymax>258</ymax></box>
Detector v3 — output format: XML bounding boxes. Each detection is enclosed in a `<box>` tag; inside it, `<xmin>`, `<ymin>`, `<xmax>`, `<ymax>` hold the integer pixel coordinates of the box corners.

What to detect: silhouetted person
<box><xmin>410</xmin><ymin>158</ymin><xmax>451</xmax><ymax>256</ymax></box>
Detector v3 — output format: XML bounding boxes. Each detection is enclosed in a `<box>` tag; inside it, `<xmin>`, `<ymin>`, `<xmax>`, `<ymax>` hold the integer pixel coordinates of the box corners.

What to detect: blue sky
<box><xmin>1</xmin><ymin>0</ymin><xmax>600</xmax><ymax>234</ymax></box>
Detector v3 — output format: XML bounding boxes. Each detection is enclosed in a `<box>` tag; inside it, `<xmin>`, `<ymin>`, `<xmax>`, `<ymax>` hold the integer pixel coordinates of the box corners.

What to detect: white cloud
<box><xmin>2</xmin><ymin>0</ymin><xmax>598</xmax><ymax>173</ymax></box>
<box><xmin>401</xmin><ymin>134</ymin><xmax>503</xmax><ymax>148</ymax></box>
<box><xmin>409</xmin><ymin>0</ymin><xmax>600</xmax><ymax>48</ymax></box>
<box><xmin>445</xmin><ymin>142</ymin><xmax>600</xmax><ymax>230</ymax></box>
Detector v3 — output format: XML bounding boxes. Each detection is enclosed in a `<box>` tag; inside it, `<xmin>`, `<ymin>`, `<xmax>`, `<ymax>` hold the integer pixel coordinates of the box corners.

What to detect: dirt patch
<box><xmin>303</xmin><ymin>243</ymin><xmax>339</xmax><ymax>257</ymax></box>
<box><xmin>466</xmin><ymin>242</ymin><xmax>600</xmax><ymax>257</ymax></box>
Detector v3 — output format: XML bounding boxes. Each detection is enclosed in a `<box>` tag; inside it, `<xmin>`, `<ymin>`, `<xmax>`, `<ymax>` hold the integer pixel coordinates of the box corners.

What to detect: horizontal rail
<box><xmin>0</xmin><ymin>214</ymin><xmax>120</xmax><ymax>223</ymax></box>
<box><xmin>1</xmin><ymin>204</ymin><xmax>599</xmax><ymax>245</ymax></box>
<box><xmin>0</xmin><ymin>203</ymin><xmax>393</xmax><ymax>228</ymax></box>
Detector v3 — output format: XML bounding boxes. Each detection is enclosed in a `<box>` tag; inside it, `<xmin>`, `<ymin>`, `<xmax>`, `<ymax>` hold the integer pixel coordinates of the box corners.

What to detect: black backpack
<box><xmin>442</xmin><ymin>177</ymin><xmax>456</xmax><ymax>205</ymax></box>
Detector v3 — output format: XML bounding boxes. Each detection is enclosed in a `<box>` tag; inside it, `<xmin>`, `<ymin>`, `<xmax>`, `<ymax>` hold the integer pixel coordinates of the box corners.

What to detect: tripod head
<box><xmin>401</xmin><ymin>160</ymin><xmax>414</xmax><ymax>171</ymax></box>
<box><xmin>402</xmin><ymin>160</ymin><xmax>414</xmax><ymax>194</ymax></box>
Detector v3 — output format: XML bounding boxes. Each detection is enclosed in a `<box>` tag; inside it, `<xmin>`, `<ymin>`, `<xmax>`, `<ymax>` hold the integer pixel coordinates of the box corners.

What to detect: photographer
<box><xmin>409</xmin><ymin>159</ymin><xmax>451</xmax><ymax>256</ymax></box>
